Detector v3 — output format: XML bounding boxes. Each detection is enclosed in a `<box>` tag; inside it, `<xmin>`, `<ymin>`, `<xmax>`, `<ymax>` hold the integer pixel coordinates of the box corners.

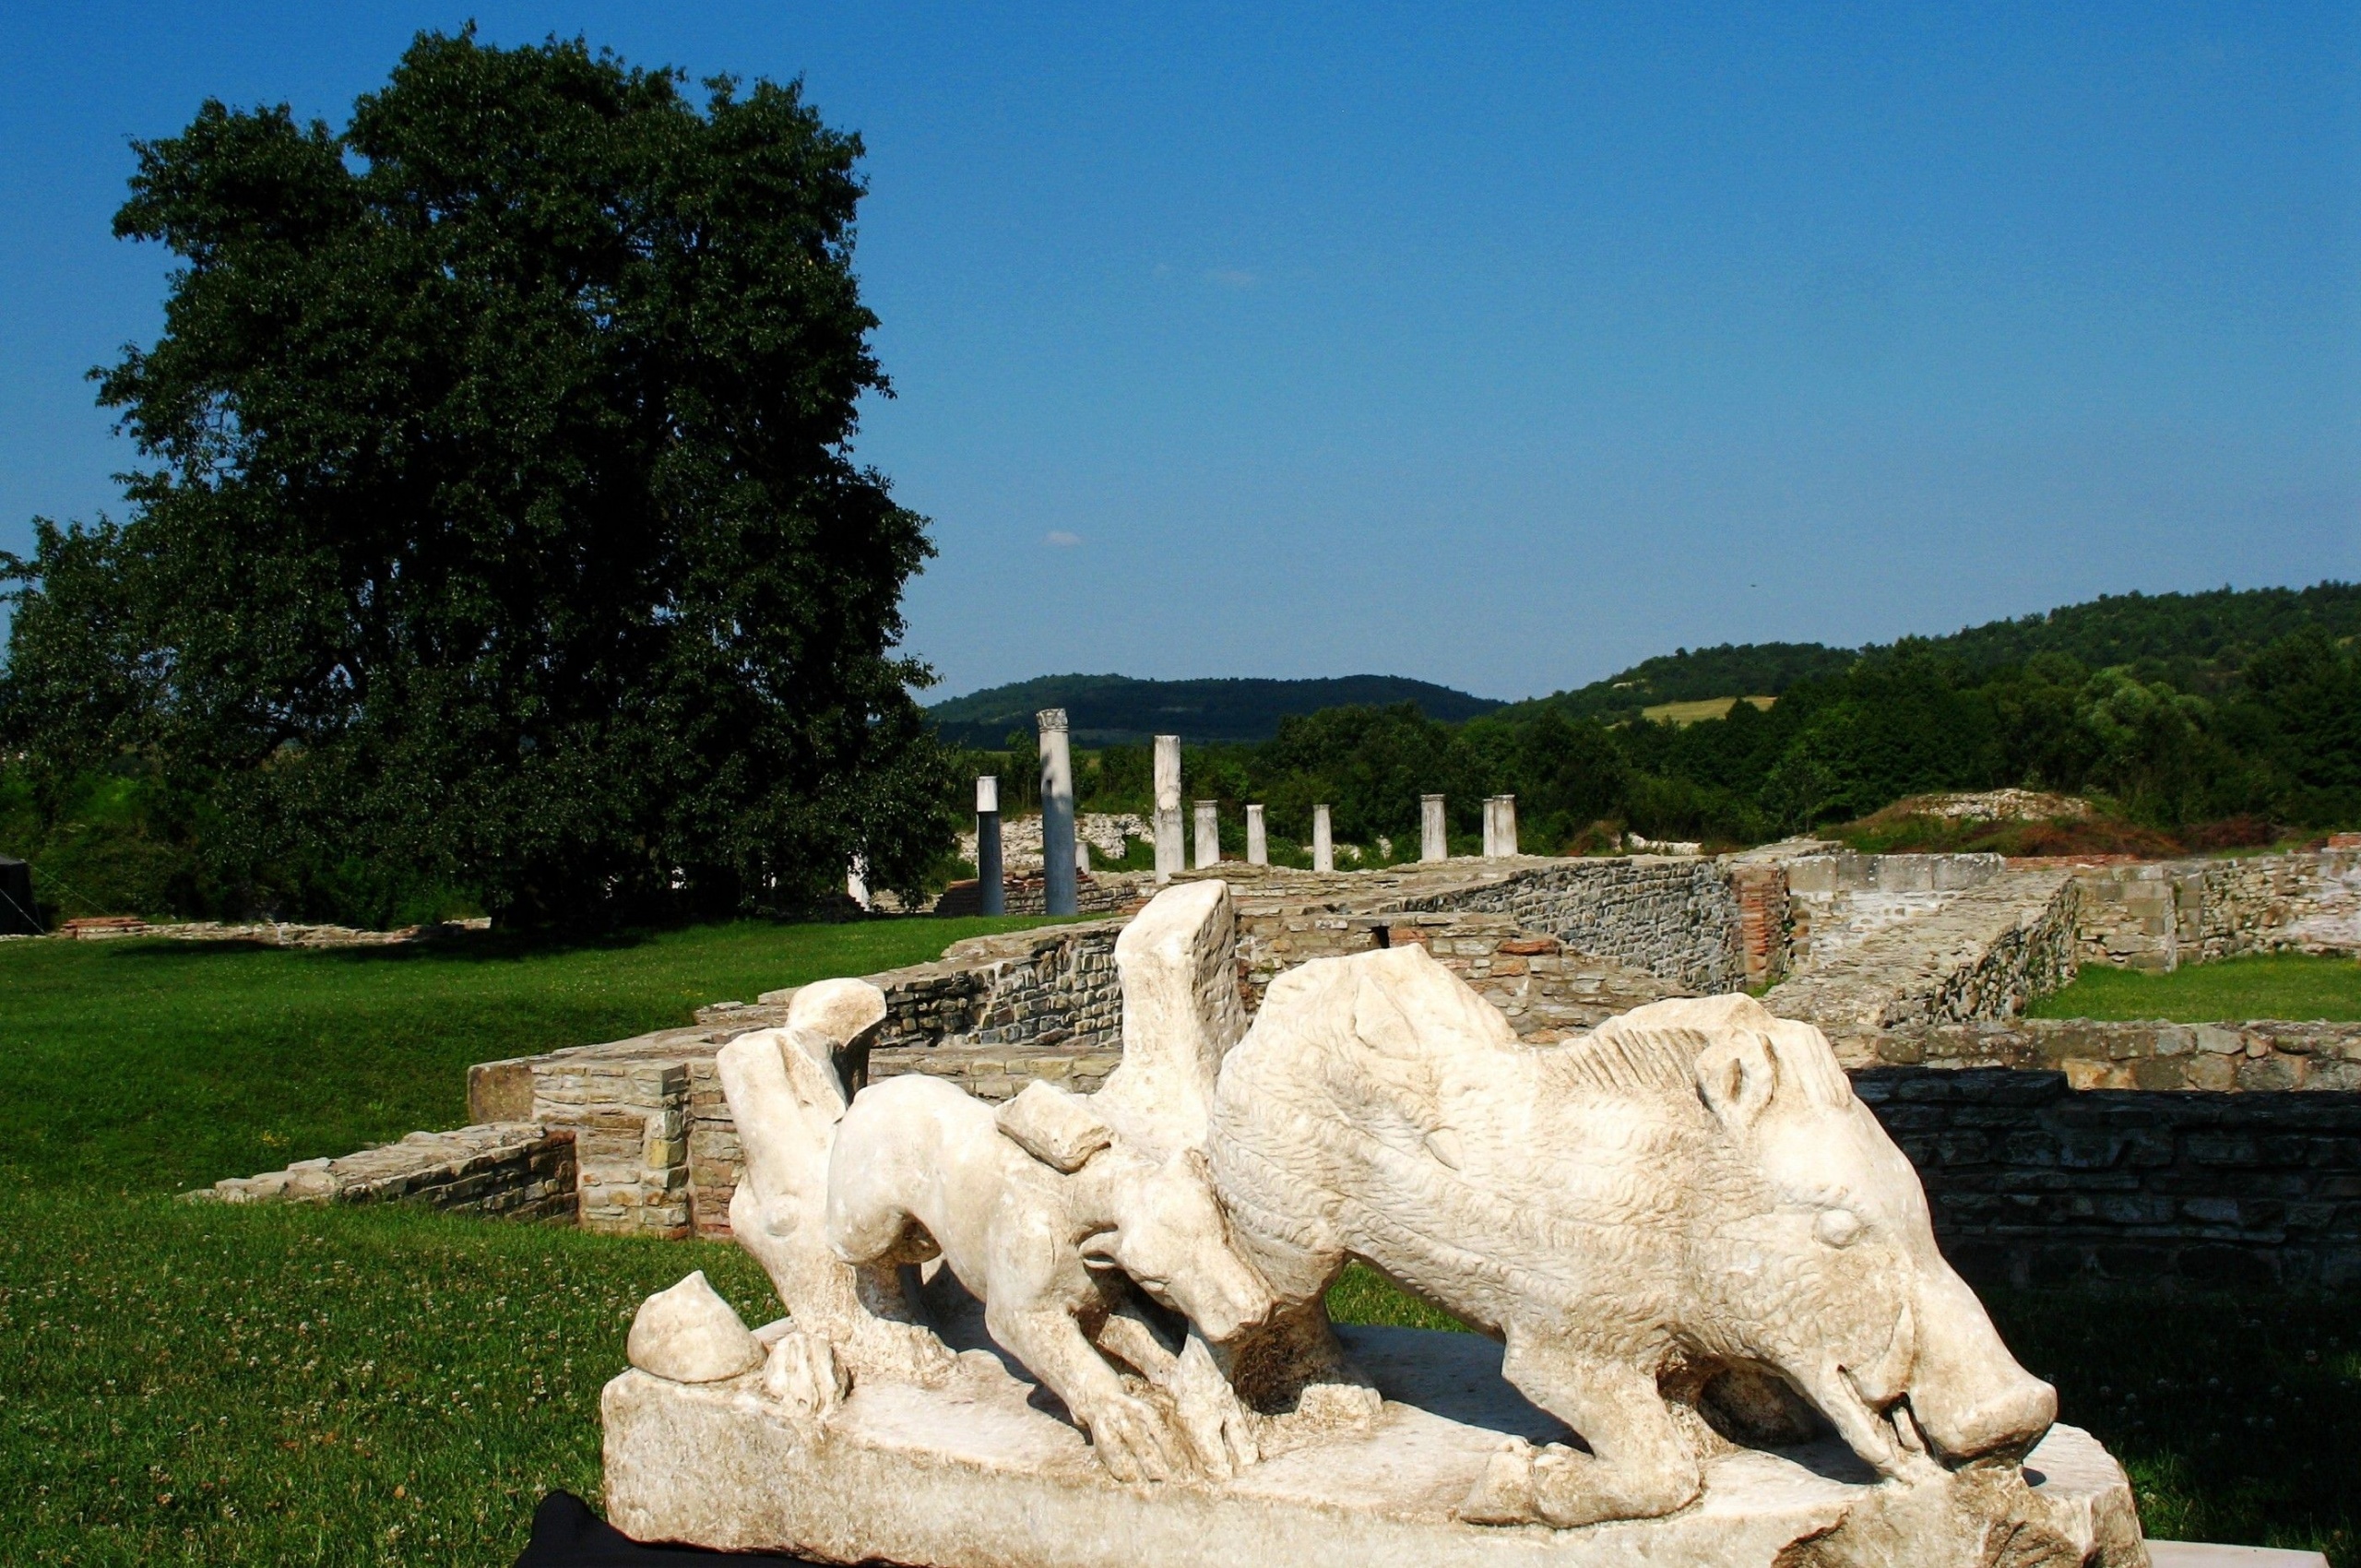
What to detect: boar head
<box><xmin>1626</xmin><ymin>999</ymin><xmax>2058</xmax><ymax>1479</ymax></box>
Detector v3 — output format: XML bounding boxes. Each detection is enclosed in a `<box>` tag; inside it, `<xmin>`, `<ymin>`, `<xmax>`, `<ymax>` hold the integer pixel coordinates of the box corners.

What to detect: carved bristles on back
<box><xmin>1561</xmin><ymin>993</ymin><xmax>1856</xmax><ymax>1109</ymax></box>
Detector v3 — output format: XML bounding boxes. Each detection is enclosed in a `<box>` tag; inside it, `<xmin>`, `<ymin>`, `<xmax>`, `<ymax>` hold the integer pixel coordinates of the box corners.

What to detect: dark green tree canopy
<box><xmin>1</xmin><ymin>30</ymin><xmax>951</xmax><ymax>922</ymax></box>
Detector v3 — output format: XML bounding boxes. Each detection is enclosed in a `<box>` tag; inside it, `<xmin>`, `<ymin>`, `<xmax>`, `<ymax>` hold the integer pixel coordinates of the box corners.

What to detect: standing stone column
<box><xmin>1481</xmin><ymin>795</ymin><xmax>1514</xmax><ymax>858</ymax></box>
<box><xmin>1153</xmin><ymin>735</ymin><xmax>1184</xmax><ymax>884</ymax></box>
<box><xmin>1193</xmin><ymin>801</ymin><xmax>1220</xmax><ymax>869</ymax></box>
<box><xmin>1245</xmin><ymin>804</ymin><xmax>1268</xmax><ymax>866</ymax></box>
<box><xmin>1420</xmin><ymin>795</ymin><xmax>1448</xmax><ymax>862</ymax></box>
<box><xmin>1312</xmin><ymin>804</ymin><xmax>1334</xmax><ymax>873</ymax></box>
<box><xmin>1038</xmin><ymin>709</ymin><xmax>1077</xmax><ymax>916</ymax></box>
<box><xmin>976</xmin><ymin>776</ymin><xmax>1004</xmax><ymax>916</ymax></box>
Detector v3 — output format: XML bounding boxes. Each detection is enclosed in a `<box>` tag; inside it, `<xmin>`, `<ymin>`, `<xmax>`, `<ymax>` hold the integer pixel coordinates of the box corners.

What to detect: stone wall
<box><xmin>1767</xmin><ymin>869</ymin><xmax>2082</xmax><ymax>1058</ymax></box>
<box><xmin>439</xmin><ymin>848</ymin><xmax>2361</xmax><ymax>1246</ymax></box>
<box><xmin>1228</xmin><ymin>902</ymin><xmax>1683</xmax><ymax>1039</ymax></box>
<box><xmin>1782</xmin><ymin>852</ymin><xmax>2008</xmax><ymax>972</ymax></box>
<box><xmin>2072</xmin><ymin>849</ymin><xmax>2361</xmax><ymax>971</ymax></box>
<box><xmin>1404</xmin><ymin>856</ymin><xmax>1744</xmax><ymax>993</ymax></box>
<box><xmin>1871</xmin><ymin>1018</ymin><xmax>2361</xmax><ymax>1092</ymax></box>
<box><xmin>931</xmin><ymin>871</ymin><xmax>1152</xmax><ymax>918</ymax></box>
<box><xmin>188</xmin><ymin>1123</ymin><xmax>576</xmax><ymax>1221</ymax></box>
<box><xmin>1856</xmin><ymin>1068</ymin><xmax>2361</xmax><ymax>1290</ymax></box>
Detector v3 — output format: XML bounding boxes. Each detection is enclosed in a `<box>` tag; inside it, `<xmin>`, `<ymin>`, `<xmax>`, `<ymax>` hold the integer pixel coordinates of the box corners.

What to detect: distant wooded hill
<box><xmin>1517</xmin><ymin>583</ymin><xmax>2361</xmax><ymax>722</ymax></box>
<box><xmin>924</xmin><ymin>673</ymin><xmax>1504</xmax><ymax>746</ymax></box>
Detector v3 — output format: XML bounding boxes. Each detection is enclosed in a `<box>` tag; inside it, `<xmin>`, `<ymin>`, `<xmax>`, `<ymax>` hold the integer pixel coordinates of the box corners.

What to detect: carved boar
<box><xmin>1207</xmin><ymin>948</ymin><xmax>2056</xmax><ymax>1528</ymax></box>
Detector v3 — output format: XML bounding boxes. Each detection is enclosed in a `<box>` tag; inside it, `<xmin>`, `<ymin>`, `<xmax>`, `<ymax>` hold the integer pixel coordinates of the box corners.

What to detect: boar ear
<box><xmin>1695</xmin><ymin>1031</ymin><xmax>1779</xmax><ymax>1136</ymax></box>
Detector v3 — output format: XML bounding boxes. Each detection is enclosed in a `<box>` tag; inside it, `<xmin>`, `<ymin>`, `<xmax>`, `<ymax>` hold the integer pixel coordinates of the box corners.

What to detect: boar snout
<box><xmin>1913</xmin><ymin>1369</ymin><xmax>2057</xmax><ymax>1463</ymax></box>
<box><xmin>1905</xmin><ymin>1273</ymin><xmax>2056</xmax><ymax>1464</ymax></box>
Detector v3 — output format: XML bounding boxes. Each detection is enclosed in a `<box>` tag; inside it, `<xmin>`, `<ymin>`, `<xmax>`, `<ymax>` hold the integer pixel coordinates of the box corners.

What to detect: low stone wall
<box><xmin>58</xmin><ymin>916</ymin><xmax>492</xmax><ymax>947</ymax></box>
<box><xmin>1406</xmin><ymin>855</ymin><xmax>1744</xmax><ymax>993</ymax></box>
<box><xmin>931</xmin><ymin>871</ymin><xmax>1151</xmax><ymax>918</ymax></box>
<box><xmin>1229</xmin><ymin>903</ymin><xmax>1683</xmax><ymax>1039</ymax></box>
<box><xmin>1767</xmin><ymin>870</ymin><xmax>2082</xmax><ymax>1057</ymax></box>
<box><xmin>763</xmin><ymin>921</ymin><xmax>1132</xmax><ymax>1058</ymax></box>
<box><xmin>1782</xmin><ymin>852</ymin><xmax>2007</xmax><ymax>972</ymax></box>
<box><xmin>1873</xmin><ymin>1018</ymin><xmax>2361</xmax><ymax>1092</ymax></box>
<box><xmin>2072</xmin><ymin>849</ymin><xmax>2361</xmax><ymax>971</ymax></box>
<box><xmin>1857</xmin><ymin>1068</ymin><xmax>2361</xmax><ymax>1290</ymax></box>
<box><xmin>187</xmin><ymin>1123</ymin><xmax>576</xmax><ymax>1220</ymax></box>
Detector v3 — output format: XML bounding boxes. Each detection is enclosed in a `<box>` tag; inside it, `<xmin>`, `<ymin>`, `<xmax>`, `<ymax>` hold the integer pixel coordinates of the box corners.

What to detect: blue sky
<box><xmin>1</xmin><ymin>3</ymin><xmax>2355</xmax><ymax>701</ymax></box>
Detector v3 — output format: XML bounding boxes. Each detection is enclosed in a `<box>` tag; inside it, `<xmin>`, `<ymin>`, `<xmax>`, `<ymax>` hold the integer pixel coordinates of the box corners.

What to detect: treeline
<box><xmin>1532</xmin><ymin>582</ymin><xmax>2361</xmax><ymax>724</ymax></box>
<box><xmin>961</xmin><ymin>623</ymin><xmax>2360</xmax><ymax>856</ymax></box>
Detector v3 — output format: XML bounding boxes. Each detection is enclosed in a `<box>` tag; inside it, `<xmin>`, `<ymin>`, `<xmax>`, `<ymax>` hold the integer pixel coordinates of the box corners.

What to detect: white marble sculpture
<box><xmin>607</xmin><ymin>881</ymin><xmax>2148</xmax><ymax>1568</ymax></box>
<box><xmin>1211</xmin><ymin>965</ymin><xmax>2057</xmax><ymax>1526</ymax></box>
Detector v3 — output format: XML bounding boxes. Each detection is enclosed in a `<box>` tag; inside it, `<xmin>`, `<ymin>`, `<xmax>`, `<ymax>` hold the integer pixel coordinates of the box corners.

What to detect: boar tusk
<box><xmin>1892</xmin><ymin>1400</ymin><xmax>1929</xmax><ymax>1457</ymax></box>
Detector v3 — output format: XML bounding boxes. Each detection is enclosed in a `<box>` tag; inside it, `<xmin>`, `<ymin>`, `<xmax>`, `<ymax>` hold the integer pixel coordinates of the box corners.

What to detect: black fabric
<box><xmin>513</xmin><ymin>1492</ymin><xmax>813</xmax><ymax>1566</ymax></box>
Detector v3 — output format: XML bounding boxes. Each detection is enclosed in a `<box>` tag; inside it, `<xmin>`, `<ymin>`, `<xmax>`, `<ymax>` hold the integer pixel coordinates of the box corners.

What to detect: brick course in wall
<box><xmin>1855</xmin><ymin>1068</ymin><xmax>2361</xmax><ymax>1290</ymax></box>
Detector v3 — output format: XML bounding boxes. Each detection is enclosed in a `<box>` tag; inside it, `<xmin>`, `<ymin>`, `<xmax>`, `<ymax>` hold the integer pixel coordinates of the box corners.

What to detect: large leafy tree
<box><xmin>1</xmin><ymin>30</ymin><xmax>952</xmax><ymax>923</ymax></box>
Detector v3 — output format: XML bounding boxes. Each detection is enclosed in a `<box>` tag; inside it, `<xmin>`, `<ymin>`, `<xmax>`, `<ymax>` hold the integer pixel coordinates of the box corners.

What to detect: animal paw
<box><xmin>1456</xmin><ymin>1437</ymin><xmax>1538</xmax><ymax>1525</ymax></box>
<box><xmin>762</xmin><ymin>1330</ymin><xmax>847</xmax><ymax>1423</ymax></box>
<box><xmin>1169</xmin><ymin>1335</ymin><xmax>1258</xmax><ymax>1480</ymax></box>
<box><xmin>1086</xmin><ymin>1392</ymin><xmax>1184</xmax><ymax>1484</ymax></box>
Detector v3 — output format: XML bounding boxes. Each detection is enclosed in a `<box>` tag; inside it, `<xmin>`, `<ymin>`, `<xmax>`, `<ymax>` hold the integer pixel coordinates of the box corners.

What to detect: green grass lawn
<box><xmin>1</xmin><ymin>920</ymin><xmax>2355</xmax><ymax>1563</ymax></box>
<box><xmin>2030</xmin><ymin>952</ymin><xmax>2361</xmax><ymax>1023</ymax></box>
<box><xmin>0</xmin><ymin>917</ymin><xmax>1071</xmax><ymax>1194</ymax></box>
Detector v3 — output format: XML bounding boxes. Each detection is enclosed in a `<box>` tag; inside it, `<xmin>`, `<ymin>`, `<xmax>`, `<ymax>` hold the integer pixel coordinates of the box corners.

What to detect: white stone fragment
<box><xmin>626</xmin><ymin>1272</ymin><xmax>763</xmax><ymax>1384</ymax></box>
<box><xmin>994</xmin><ymin>1080</ymin><xmax>1115</xmax><ymax>1172</ymax></box>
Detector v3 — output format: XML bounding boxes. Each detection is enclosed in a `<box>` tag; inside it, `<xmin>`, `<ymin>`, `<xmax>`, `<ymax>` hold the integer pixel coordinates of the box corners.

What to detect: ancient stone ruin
<box><xmin>198</xmin><ymin>842</ymin><xmax>2361</xmax><ymax>1293</ymax></box>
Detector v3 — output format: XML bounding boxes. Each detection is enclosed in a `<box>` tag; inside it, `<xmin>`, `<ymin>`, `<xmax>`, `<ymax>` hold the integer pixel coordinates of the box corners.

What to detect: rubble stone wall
<box><xmin>1871</xmin><ymin>1019</ymin><xmax>2361</xmax><ymax>1092</ymax></box>
<box><xmin>1406</xmin><ymin>856</ymin><xmax>1744</xmax><ymax>993</ymax></box>
<box><xmin>1857</xmin><ymin>1068</ymin><xmax>2361</xmax><ymax>1290</ymax></box>
<box><xmin>2071</xmin><ymin>849</ymin><xmax>2361</xmax><ymax>971</ymax></box>
<box><xmin>188</xmin><ymin>1123</ymin><xmax>576</xmax><ymax>1221</ymax></box>
<box><xmin>1766</xmin><ymin>870</ymin><xmax>2083</xmax><ymax>1056</ymax></box>
<box><xmin>1782</xmin><ymin>853</ymin><xmax>2008</xmax><ymax>973</ymax></box>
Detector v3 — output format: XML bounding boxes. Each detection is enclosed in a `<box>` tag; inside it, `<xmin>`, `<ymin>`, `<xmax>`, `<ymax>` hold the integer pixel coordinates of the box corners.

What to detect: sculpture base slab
<box><xmin>603</xmin><ymin>1324</ymin><xmax>2146</xmax><ymax>1568</ymax></box>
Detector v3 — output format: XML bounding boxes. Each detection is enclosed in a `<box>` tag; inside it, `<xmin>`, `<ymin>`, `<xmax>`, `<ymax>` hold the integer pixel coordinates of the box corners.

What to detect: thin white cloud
<box><xmin>1204</xmin><ymin>267</ymin><xmax>1258</xmax><ymax>290</ymax></box>
<box><xmin>1042</xmin><ymin>529</ymin><xmax>1083</xmax><ymax>547</ymax></box>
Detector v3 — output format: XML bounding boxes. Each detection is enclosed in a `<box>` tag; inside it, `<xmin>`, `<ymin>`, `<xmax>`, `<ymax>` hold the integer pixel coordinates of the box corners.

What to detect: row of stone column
<box><xmin>967</xmin><ymin>712</ymin><xmax>1522</xmax><ymax>918</ymax></box>
<box><xmin>1419</xmin><ymin>793</ymin><xmax>1521</xmax><ymax>861</ymax></box>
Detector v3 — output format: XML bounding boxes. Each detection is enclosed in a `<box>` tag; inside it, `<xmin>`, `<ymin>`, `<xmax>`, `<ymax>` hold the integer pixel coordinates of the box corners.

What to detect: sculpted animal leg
<box><xmin>987</xmin><ymin>1301</ymin><xmax>1183</xmax><ymax>1484</ymax></box>
<box><xmin>1095</xmin><ymin>1307</ymin><xmax>1258</xmax><ymax>1479</ymax></box>
<box><xmin>1464</xmin><ymin>1335</ymin><xmax>1700</xmax><ymax>1528</ymax></box>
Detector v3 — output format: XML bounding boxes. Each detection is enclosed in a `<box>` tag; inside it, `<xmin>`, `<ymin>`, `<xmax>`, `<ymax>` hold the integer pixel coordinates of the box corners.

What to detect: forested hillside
<box><xmin>962</xmin><ymin>583</ymin><xmax>2360</xmax><ymax>860</ymax></box>
<box><xmin>1523</xmin><ymin>583</ymin><xmax>2361</xmax><ymax>725</ymax></box>
<box><xmin>926</xmin><ymin>673</ymin><xmax>1501</xmax><ymax>746</ymax></box>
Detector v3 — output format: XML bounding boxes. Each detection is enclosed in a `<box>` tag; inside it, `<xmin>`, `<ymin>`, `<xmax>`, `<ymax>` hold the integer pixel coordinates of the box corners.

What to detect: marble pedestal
<box><xmin>603</xmin><ymin>1324</ymin><xmax>2146</xmax><ymax>1568</ymax></box>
